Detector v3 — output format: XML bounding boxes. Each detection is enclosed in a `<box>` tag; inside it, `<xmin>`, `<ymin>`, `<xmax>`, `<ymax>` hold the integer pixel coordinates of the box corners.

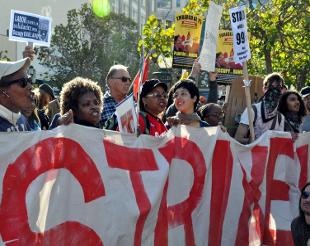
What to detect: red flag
<box><xmin>133</xmin><ymin>57</ymin><xmax>149</xmax><ymax>101</ymax></box>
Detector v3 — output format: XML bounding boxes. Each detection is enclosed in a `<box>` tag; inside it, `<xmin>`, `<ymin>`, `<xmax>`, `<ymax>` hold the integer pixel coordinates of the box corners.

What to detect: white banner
<box><xmin>199</xmin><ymin>1</ymin><xmax>223</xmax><ymax>71</ymax></box>
<box><xmin>0</xmin><ymin>125</ymin><xmax>308</xmax><ymax>245</ymax></box>
<box><xmin>229</xmin><ymin>6</ymin><xmax>251</xmax><ymax>64</ymax></box>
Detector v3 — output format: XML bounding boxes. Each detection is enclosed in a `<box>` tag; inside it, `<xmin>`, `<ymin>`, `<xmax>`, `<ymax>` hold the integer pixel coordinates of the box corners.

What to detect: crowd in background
<box><xmin>0</xmin><ymin>46</ymin><xmax>309</xmax><ymax>142</ymax></box>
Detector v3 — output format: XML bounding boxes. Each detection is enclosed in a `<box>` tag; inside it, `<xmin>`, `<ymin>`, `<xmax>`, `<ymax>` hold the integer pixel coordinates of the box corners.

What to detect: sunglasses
<box><xmin>111</xmin><ymin>76</ymin><xmax>131</xmax><ymax>82</ymax></box>
<box><xmin>208</xmin><ymin>112</ymin><xmax>224</xmax><ymax>118</ymax></box>
<box><xmin>1</xmin><ymin>76</ymin><xmax>32</xmax><ymax>88</ymax></box>
<box><xmin>301</xmin><ymin>191</ymin><xmax>310</xmax><ymax>199</ymax></box>
<box><xmin>146</xmin><ymin>92</ymin><xmax>168</xmax><ymax>99</ymax></box>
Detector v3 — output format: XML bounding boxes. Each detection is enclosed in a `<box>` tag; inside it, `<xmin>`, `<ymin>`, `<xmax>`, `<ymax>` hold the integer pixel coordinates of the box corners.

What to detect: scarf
<box><xmin>284</xmin><ymin>111</ymin><xmax>301</xmax><ymax>133</ymax></box>
<box><xmin>261</xmin><ymin>87</ymin><xmax>282</xmax><ymax>123</ymax></box>
<box><xmin>168</xmin><ymin>111</ymin><xmax>201</xmax><ymax>126</ymax></box>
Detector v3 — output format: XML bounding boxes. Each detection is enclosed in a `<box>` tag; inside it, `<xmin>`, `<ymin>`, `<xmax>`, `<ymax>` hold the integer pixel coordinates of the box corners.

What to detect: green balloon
<box><xmin>92</xmin><ymin>0</ymin><xmax>111</xmax><ymax>17</ymax></box>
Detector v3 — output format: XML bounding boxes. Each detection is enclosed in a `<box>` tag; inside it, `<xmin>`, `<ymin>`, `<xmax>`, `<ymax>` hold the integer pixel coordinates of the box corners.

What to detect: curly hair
<box><xmin>263</xmin><ymin>72</ymin><xmax>284</xmax><ymax>89</ymax></box>
<box><xmin>278</xmin><ymin>91</ymin><xmax>306</xmax><ymax>122</ymax></box>
<box><xmin>60</xmin><ymin>77</ymin><xmax>103</xmax><ymax>115</ymax></box>
<box><xmin>173</xmin><ymin>79</ymin><xmax>200</xmax><ymax>110</ymax></box>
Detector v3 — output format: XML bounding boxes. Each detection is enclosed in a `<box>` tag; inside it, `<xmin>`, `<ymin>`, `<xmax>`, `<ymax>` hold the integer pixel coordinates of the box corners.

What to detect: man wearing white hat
<box><xmin>0</xmin><ymin>57</ymin><xmax>34</xmax><ymax>132</ymax></box>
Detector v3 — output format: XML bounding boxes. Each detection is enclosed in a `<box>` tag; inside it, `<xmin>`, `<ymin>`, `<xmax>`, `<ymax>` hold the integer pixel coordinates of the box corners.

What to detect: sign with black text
<box><xmin>229</xmin><ymin>6</ymin><xmax>250</xmax><ymax>64</ymax></box>
<box><xmin>9</xmin><ymin>10</ymin><xmax>52</xmax><ymax>46</ymax></box>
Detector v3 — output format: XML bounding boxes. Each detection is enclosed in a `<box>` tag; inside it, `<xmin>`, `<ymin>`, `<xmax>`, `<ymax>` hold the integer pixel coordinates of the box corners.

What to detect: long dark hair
<box><xmin>299</xmin><ymin>182</ymin><xmax>310</xmax><ymax>218</ymax></box>
<box><xmin>278</xmin><ymin>91</ymin><xmax>306</xmax><ymax>123</ymax></box>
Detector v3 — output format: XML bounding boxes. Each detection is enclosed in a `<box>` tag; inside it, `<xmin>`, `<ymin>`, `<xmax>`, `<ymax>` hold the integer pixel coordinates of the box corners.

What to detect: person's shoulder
<box><xmin>200</xmin><ymin>120</ymin><xmax>209</xmax><ymax>127</ymax></box>
<box><xmin>291</xmin><ymin>216</ymin><xmax>303</xmax><ymax>229</ymax></box>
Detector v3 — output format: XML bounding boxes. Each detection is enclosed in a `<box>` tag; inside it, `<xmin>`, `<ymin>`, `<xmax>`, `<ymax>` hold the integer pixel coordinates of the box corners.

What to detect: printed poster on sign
<box><xmin>215</xmin><ymin>30</ymin><xmax>244</xmax><ymax>75</ymax></box>
<box><xmin>9</xmin><ymin>10</ymin><xmax>52</xmax><ymax>46</ymax></box>
<box><xmin>116</xmin><ymin>95</ymin><xmax>137</xmax><ymax>134</ymax></box>
<box><xmin>229</xmin><ymin>5</ymin><xmax>251</xmax><ymax>64</ymax></box>
<box><xmin>173</xmin><ymin>13</ymin><xmax>203</xmax><ymax>68</ymax></box>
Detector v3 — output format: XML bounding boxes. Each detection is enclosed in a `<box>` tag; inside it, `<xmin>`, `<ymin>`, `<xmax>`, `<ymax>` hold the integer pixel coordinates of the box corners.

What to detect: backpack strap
<box><xmin>252</xmin><ymin>104</ymin><xmax>258</xmax><ymax>126</ymax></box>
<box><xmin>139</xmin><ymin>111</ymin><xmax>151</xmax><ymax>135</ymax></box>
<box><xmin>270</xmin><ymin>112</ymin><xmax>282</xmax><ymax>130</ymax></box>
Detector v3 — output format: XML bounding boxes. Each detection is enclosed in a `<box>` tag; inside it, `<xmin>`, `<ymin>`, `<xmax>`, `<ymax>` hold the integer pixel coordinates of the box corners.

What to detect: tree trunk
<box><xmin>264</xmin><ymin>47</ymin><xmax>273</xmax><ymax>74</ymax></box>
<box><xmin>296</xmin><ymin>65</ymin><xmax>309</xmax><ymax>91</ymax></box>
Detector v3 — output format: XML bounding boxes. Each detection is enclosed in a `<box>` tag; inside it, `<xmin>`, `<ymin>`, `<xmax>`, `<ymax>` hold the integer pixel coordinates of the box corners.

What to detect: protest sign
<box><xmin>215</xmin><ymin>30</ymin><xmax>243</xmax><ymax>75</ymax></box>
<box><xmin>198</xmin><ymin>1</ymin><xmax>223</xmax><ymax>72</ymax></box>
<box><xmin>173</xmin><ymin>13</ymin><xmax>203</xmax><ymax>68</ymax></box>
<box><xmin>229</xmin><ymin>5</ymin><xmax>254</xmax><ymax>141</ymax></box>
<box><xmin>0</xmin><ymin>125</ymin><xmax>308</xmax><ymax>245</ymax></box>
<box><xmin>229</xmin><ymin>5</ymin><xmax>251</xmax><ymax>64</ymax></box>
<box><xmin>116</xmin><ymin>95</ymin><xmax>137</xmax><ymax>134</ymax></box>
<box><xmin>9</xmin><ymin>10</ymin><xmax>52</xmax><ymax>46</ymax></box>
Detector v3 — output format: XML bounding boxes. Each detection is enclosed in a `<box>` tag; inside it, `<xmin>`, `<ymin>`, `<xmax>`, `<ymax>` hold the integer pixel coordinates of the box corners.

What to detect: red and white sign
<box><xmin>0</xmin><ymin>125</ymin><xmax>309</xmax><ymax>245</ymax></box>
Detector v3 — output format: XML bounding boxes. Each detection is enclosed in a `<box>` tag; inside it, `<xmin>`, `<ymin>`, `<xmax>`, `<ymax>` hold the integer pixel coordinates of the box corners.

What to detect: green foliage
<box><xmin>182</xmin><ymin>0</ymin><xmax>209</xmax><ymax>15</ymax></box>
<box><xmin>38</xmin><ymin>3</ymin><xmax>140</xmax><ymax>88</ymax></box>
<box><xmin>245</xmin><ymin>0</ymin><xmax>310</xmax><ymax>89</ymax></box>
<box><xmin>139</xmin><ymin>15</ymin><xmax>175</xmax><ymax>63</ymax></box>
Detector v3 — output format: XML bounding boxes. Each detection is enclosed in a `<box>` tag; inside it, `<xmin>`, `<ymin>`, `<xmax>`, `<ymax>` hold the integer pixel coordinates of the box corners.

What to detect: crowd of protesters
<box><xmin>0</xmin><ymin>46</ymin><xmax>309</xmax><ymax>141</ymax></box>
<box><xmin>0</xmin><ymin>46</ymin><xmax>310</xmax><ymax>245</ymax></box>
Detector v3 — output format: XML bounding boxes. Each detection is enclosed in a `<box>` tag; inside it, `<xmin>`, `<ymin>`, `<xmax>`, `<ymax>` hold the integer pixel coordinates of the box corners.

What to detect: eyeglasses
<box><xmin>146</xmin><ymin>92</ymin><xmax>168</xmax><ymax>99</ymax></box>
<box><xmin>301</xmin><ymin>191</ymin><xmax>310</xmax><ymax>199</ymax></box>
<box><xmin>209</xmin><ymin>112</ymin><xmax>224</xmax><ymax>118</ymax></box>
<box><xmin>1</xmin><ymin>76</ymin><xmax>32</xmax><ymax>88</ymax></box>
<box><xmin>172</xmin><ymin>91</ymin><xmax>190</xmax><ymax>99</ymax></box>
<box><xmin>111</xmin><ymin>76</ymin><xmax>131</xmax><ymax>82</ymax></box>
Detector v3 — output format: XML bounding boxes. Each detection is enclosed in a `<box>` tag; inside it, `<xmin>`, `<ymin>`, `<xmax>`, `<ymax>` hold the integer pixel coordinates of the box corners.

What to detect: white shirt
<box><xmin>240</xmin><ymin>102</ymin><xmax>284</xmax><ymax>139</ymax></box>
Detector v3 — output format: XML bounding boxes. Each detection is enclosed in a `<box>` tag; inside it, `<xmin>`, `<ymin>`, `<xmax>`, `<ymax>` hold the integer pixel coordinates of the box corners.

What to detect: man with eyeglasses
<box><xmin>100</xmin><ymin>64</ymin><xmax>131</xmax><ymax>127</ymax></box>
<box><xmin>0</xmin><ymin>58</ymin><xmax>34</xmax><ymax>132</ymax></box>
<box><xmin>235</xmin><ymin>72</ymin><xmax>286</xmax><ymax>144</ymax></box>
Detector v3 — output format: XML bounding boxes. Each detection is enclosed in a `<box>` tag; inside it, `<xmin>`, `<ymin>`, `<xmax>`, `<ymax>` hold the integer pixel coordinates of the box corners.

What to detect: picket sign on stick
<box><xmin>28</xmin><ymin>42</ymin><xmax>34</xmax><ymax>48</ymax></box>
<box><xmin>242</xmin><ymin>62</ymin><xmax>255</xmax><ymax>142</ymax></box>
<box><xmin>229</xmin><ymin>5</ymin><xmax>254</xmax><ymax>142</ymax></box>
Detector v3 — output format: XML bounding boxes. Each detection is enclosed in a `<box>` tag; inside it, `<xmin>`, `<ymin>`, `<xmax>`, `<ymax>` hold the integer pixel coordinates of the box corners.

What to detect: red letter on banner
<box><xmin>0</xmin><ymin>138</ymin><xmax>105</xmax><ymax>245</ymax></box>
<box><xmin>296</xmin><ymin>145</ymin><xmax>309</xmax><ymax>189</ymax></box>
<box><xmin>155</xmin><ymin>137</ymin><xmax>206</xmax><ymax>246</ymax></box>
<box><xmin>263</xmin><ymin>137</ymin><xmax>294</xmax><ymax>245</ymax></box>
<box><xmin>235</xmin><ymin>146</ymin><xmax>268</xmax><ymax>245</ymax></box>
<box><xmin>208</xmin><ymin>140</ymin><xmax>233</xmax><ymax>246</ymax></box>
<box><xmin>103</xmin><ymin>140</ymin><xmax>158</xmax><ymax>246</ymax></box>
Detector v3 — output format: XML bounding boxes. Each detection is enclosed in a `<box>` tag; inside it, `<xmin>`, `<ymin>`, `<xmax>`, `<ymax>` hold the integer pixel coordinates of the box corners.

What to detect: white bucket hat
<box><xmin>0</xmin><ymin>58</ymin><xmax>30</xmax><ymax>81</ymax></box>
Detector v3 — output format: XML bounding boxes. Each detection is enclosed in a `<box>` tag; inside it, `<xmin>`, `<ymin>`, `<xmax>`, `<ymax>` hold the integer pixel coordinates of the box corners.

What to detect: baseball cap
<box><xmin>300</xmin><ymin>86</ymin><xmax>310</xmax><ymax>98</ymax></box>
<box><xmin>0</xmin><ymin>58</ymin><xmax>30</xmax><ymax>81</ymax></box>
<box><xmin>140</xmin><ymin>79</ymin><xmax>168</xmax><ymax>98</ymax></box>
<box><xmin>39</xmin><ymin>83</ymin><xmax>55</xmax><ymax>99</ymax></box>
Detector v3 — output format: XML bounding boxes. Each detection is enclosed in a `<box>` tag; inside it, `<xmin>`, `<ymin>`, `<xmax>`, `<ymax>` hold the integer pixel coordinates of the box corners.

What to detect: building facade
<box><xmin>109</xmin><ymin>0</ymin><xmax>157</xmax><ymax>32</ymax></box>
<box><xmin>156</xmin><ymin>0</ymin><xmax>188</xmax><ymax>22</ymax></box>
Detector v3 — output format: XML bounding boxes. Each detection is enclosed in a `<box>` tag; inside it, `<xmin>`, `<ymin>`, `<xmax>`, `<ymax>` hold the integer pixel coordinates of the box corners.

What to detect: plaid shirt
<box><xmin>100</xmin><ymin>91</ymin><xmax>118</xmax><ymax>126</ymax></box>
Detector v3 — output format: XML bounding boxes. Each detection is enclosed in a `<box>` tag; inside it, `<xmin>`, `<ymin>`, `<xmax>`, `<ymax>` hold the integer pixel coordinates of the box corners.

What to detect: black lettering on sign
<box><xmin>232</xmin><ymin>10</ymin><xmax>245</xmax><ymax>23</ymax></box>
<box><xmin>236</xmin><ymin>32</ymin><xmax>245</xmax><ymax>45</ymax></box>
